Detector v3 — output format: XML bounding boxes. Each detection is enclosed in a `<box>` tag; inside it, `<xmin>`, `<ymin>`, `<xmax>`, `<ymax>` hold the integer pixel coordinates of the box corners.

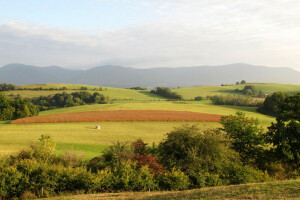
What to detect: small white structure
<box><xmin>96</xmin><ymin>126</ymin><xmax>101</xmax><ymax>129</ymax></box>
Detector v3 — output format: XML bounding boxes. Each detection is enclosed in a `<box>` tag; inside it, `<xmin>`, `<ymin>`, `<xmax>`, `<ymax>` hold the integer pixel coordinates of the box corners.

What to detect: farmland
<box><xmin>12</xmin><ymin>110</ymin><xmax>222</xmax><ymax>124</ymax></box>
<box><xmin>0</xmin><ymin>83</ymin><xmax>300</xmax><ymax>199</ymax></box>
<box><xmin>0</xmin><ymin>83</ymin><xmax>290</xmax><ymax>158</ymax></box>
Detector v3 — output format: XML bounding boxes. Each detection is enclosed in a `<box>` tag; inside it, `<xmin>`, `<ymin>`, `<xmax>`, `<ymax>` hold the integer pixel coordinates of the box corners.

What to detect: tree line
<box><xmin>32</xmin><ymin>91</ymin><xmax>109</xmax><ymax>111</ymax></box>
<box><xmin>0</xmin><ymin>93</ymin><xmax>39</xmax><ymax>120</ymax></box>
<box><xmin>209</xmin><ymin>95</ymin><xmax>263</xmax><ymax>107</ymax></box>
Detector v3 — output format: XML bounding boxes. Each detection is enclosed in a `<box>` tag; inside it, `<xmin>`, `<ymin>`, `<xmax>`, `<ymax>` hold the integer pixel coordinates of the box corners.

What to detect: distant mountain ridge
<box><xmin>0</xmin><ymin>63</ymin><xmax>299</xmax><ymax>87</ymax></box>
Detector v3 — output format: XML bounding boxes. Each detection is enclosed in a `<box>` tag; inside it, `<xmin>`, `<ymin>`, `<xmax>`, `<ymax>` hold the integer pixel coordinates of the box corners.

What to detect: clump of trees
<box><xmin>234</xmin><ymin>85</ymin><xmax>262</xmax><ymax>97</ymax></box>
<box><xmin>257</xmin><ymin>92</ymin><xmax>290</xmax><ymax>116</ymax></box>
<box><xmin>194</xmin><ymin>96</ymin><xmax>203</xmax><ymax>101</ymax></box>
<box><xmin>209</xmin><ymin>95</ymin><xmax>263</xmax><ymax>107</ymax></box>
<box><xmin>129</xmin><ymin>87</ymin><xmax>147</xmax><ymax>90</ymax></box>
<box><xmin>0</xmin><ymin>92</ymin><xmax>39</xmax><ymax>120</ymax></box>
<box><xmin>32</xmin><ymin>92</ymin><xmax>109</xmax><ymax>111</ymax></box>
<box><xmin>0</xmin><ymin>83</ymin><xmax>16</xmax><ymax>91</ymax></box>
<box><xmin>151</xmin><ymin>87</ymin><xmax>183</xmax><ymax>100</ymax></box>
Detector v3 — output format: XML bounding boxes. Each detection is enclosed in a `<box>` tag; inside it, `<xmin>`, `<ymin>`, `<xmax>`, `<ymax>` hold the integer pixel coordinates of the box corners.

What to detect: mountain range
<box><xmin>0</xmin><ymin>63</ymin><xmax>299</xmax><ymax>88</ymax></box>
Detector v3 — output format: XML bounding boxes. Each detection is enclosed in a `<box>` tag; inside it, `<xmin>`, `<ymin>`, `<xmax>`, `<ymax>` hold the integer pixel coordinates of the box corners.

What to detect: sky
<box><xmin>0</xmin><ymin>0</ymin><xmax>300</xmax><ymax>71</ymax></box>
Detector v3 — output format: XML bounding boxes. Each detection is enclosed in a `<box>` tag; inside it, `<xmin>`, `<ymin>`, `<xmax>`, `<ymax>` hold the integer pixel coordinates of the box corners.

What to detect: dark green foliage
<box><xmin>158</xmin><ymin>125</ymin><xmax>235</xmax><ymax>171</ymax></box>
<box><xmin>220</xmin><ymin>112</ymin><xmax>265</xmax><ymax>164</ymax></box>
<box><xmin>32</xmin><ymin>91</ymin><xmax>107</xmax><ymax>110</ymax></box>
<box><xmin>0</xmin><ymin>92</ymin><xmax>39</xmax><ymax>121</ymax></box>
<box><xmin>267</xmin><ymin>93</ymin><xmax>300</xmax><ymax>165</ymax></box>
<box><xmin>241</xmin><ymin>80</ymin><xmax>246</xmax><ymax>84</ymax></box>
<box><xmin>0</xmin><ymin>83</ymin><xmax>16</xmax><ymax>91</ymax></box>
<box><xmin>194</xmin><ymin>96</ymin><xmax>203</xmax><ymax>101</ymax></box>
<box><xmin>129</xmin><ymin>87</ymin><xmax>147</xmax><ymax>90</ymax></box>
<box><xmin>151</xmin><ymin>87</ymin><xmax>183</xmax><ymax>100</ymax></box>
<box><xmin>221</xmin><ymin>162</ymin><xmax>267</xmax><ymax>185</ymax></box>
<box><xmin>209</xmin><ymin>95</ymin><xmax>263</xmax><ymax>107</ymax></box>
<box><xmin>258</xmin><ymin>92</ymin><xmax>289</xmax><ymax>116</ymax></box>
<box><xmin>234</xmin><ymin>85</ymin><xmax>259</xmax><ymax>96</ymax></box>
<box><xmin>0</xmin><ymin>92</ymin><xmax>14</xmax><ymax>120</ymax></box>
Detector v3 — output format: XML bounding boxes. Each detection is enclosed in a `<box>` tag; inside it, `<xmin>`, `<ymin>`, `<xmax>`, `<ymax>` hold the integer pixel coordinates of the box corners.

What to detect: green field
<box><xmin>173</xmin><ymin>83</ymin><xmax>300</xmax><ymax>99</ymax></box>
<box><xmin>45</xmin><ymin>179</ymin><xmax>300</xmax><ymax>200</ymax></box>
<box><xmin>4</xmin><ymin>84</ymin><xmax>165</xmax><ymax>100</ymax></box>
<box><xmin>0</xmin><ymin>100</ymin><xmax>274</xmax><ymax>158</ymax></box>
<box><xmin>2</xmin><ymin>83</ymin><xmax>294</xmax><ymax>159</ymax></box>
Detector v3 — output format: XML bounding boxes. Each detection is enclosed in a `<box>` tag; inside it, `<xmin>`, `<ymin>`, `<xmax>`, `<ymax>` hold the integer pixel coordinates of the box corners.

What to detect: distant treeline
<box><xmin>32</xmin><ymin>91</ymin><xmax>109</xmax><ymax>111</ymax></box>
<box><xmin>0</xmin><ymin>92</ymin><xmax>39</xmax><ymax>120</ymax></box>
<box><xmin>209</xmin><ymin>95</ymin><xmax>263</xmax><ymax>107</ymax></box>
<box><xmin>0</xmin><ymin>83</ymin><xmax>16</xmax><ymax>91</ymax></box>
<box><xmin>0</xmin><ymin>83</ymin><xmax>107</xmax><ymax>91</ymax></box>
<box><xmin>151</xmin><ymin>87</ymin><xmax>183</xmax><ymax>100</ymax></box>
<box><xmin>128</xmin><ymin>87</ymin><xmax>147</xmax><ymax>90</ymax></box>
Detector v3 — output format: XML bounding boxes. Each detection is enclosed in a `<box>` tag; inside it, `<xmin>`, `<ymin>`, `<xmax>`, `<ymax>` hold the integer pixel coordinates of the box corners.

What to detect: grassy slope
<box><xmin>0</xmin><ymin>101</ymin><xmax>274</xmax><ymax>158</ymax></box>
<box><xmin>173</xmin><ymin>83</ymin><xmax>300</xmax><ymax>99</ymax></box>
<box><xmin>2</xmin><ymin>83</ymin><xmax>290</xmax><ymax>158</ymax></box>
<box><xmin>45</xmin><ymin>179</ymin><xmax>300</xmax><ymax>200</ymax></box>
<box><xmin>4</xmin><ymin>84</ymin><xmax>164</xmax><ymax>100</ymax></box>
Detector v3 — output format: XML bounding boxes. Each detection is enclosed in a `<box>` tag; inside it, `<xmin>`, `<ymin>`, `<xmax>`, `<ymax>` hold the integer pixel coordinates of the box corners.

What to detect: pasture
<box><xmin>1</xmin><ymin>83</ymin><xmax>291</xmax><ymax>159</ymax></box>
<box><xmin>0</xmin><ymin>100</ymin><xmax>274</xmax><ymax>158</ymax></box>
<box><xmin>173</xmin><ymin>83</ymin><xmax>300</xmax><ymax>99</ymax></box>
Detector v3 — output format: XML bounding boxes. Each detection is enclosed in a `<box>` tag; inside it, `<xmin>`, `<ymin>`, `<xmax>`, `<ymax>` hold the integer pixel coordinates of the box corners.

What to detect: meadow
<box><xmin>1</xmin><ymin>83</ymin><xmax>299</xmax><ymax>158</ymax></box>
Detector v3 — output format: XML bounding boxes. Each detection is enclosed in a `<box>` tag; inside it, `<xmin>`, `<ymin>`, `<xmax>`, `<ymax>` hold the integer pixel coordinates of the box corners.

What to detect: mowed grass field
<box><xmin>173</xmin><ymin>83</ymin><xmax>300</xmax><ymax>99</ymax></box>
<box><xmin>2</xmin><ymin>83</ymin><xmax>297</xmax><ymax>159</ymax></box>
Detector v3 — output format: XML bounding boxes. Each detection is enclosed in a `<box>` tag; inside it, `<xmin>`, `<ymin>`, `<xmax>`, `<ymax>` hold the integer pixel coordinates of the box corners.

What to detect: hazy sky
<box><xmin>0</xmin><ymin>0</ymin><xmax>300</xmax><ymax>70</ymax></box>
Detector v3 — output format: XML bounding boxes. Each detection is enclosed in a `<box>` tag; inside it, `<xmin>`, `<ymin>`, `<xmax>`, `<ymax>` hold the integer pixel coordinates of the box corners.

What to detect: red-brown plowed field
<box><xmin>11</xmin><ymin>110</ymin><xmax>222</xmax><ymax>124</ymax></box>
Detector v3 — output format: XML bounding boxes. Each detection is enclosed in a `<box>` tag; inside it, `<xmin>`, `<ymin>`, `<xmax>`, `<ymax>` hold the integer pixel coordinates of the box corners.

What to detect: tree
<box><xmin>158</xmin><ymin>125</ymin><xmax>236</xmax><ymax>172</ymax></box>
<box><xmin>0</xmin><ymin>92</ymin><xmax>14</xmax><ymax>120</ymax></box>
<box><xmin>267</xmin><ymin>93</ymin><xmax>300</xmax><ymax>165</ymax></box>
<box><xmin>220</xmin><ymin>112</ymin><xmax>265</xmax><ymax>163</ymax></box>
<box><xmin>241</xmin><ymin>80</ymin><xmax>246</xmax><ymax>84</ymax></box>
<box><xmin>258</xmin><ymin>92</ymin><xmax>289</xmax><ymax>116</ymax></box>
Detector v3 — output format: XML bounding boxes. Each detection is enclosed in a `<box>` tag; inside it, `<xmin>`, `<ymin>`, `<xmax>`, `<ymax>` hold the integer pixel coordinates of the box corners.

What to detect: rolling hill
<box><xmin>1</xmin><ymin>63</ymin><xmax>300</xmax><ymax>87</ymax></box>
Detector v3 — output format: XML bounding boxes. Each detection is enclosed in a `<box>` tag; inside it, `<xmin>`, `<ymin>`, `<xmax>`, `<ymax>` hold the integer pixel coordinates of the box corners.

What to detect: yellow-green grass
<box><xmin>0</xmin><ymin>121</ymin><xmax>216</xmax><ymax>159</ymax></box>
<box><xmin>45</xmin><ymin>179</ymin><xmax>300</xmax><ymax>200</ymax></box>
<box><xmin>4</xmin><ymin>84</ymin><xmax>164</xmax><ymax>100</ymax></box>
<box><xmin>173</xmin><ymin>83</ymin><xmax>300</xmax><ymax>99</ymax></box>
<box><xmin>1</xmin><ymin>101</ymin><xmax>274</xmax><ymax>158</ymax></box>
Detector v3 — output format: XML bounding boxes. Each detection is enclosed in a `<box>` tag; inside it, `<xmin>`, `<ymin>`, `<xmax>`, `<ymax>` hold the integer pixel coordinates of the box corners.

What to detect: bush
<box><xmin>222</xmin><ymin>162</ymin><xmax>268</xmax><ymax>185</ymax></box>
<box><xmin>194</xmin><ymin>96</ymin><xmax>203</xmax><ymax>101</ymax></box>
<box><xmin>157</xmin><ymin>168</ymin><xmax>189</xmax><ymax>190</ymax></box>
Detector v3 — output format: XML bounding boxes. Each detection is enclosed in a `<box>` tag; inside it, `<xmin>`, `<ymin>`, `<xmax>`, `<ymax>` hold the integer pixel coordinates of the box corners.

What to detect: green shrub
<box><xmin>222</xmin><ymin>162</ymin><xmax>268</xmax><ymax>185</ymax></box>
<box><xmin>157</xmin><ymin>168</ymin><xmax>189</xmax><ymax>190</ymax></box>
<box><xmin>0</xmin><ymin>165</ymin><xmax>24</xmax><ymax>199</ymax></box>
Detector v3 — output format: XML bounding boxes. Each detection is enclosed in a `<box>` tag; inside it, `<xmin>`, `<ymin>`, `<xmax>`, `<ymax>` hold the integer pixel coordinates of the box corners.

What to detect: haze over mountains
<box><xmin>0</xmin><ymin>63</ymin><xmax>299</xmax><ymax>88</ymax></box>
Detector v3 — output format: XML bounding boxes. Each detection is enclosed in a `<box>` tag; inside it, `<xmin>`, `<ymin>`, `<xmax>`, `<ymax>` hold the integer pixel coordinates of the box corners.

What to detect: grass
<box><xmin>4</xmin><ymin>84</ymin><xmax>165</xmax><ymax>100</ymax></box>
<box><xmin>173</xmin><ymin>83</ymin><xmax>300</xmax><ymax>99</ymax></box>
<box><xmin>0</xmin><ymin>83</ymin><xmax>281</xmax><ymax>158</ymax></box>
<box><xmin>44</xmin><ymin>179</ymin><xmax>300</xmax><ymax>199</ymax></box>
<box><xmin>0</xmin><ymin>121</ymin><xmax>219</xmax><ymax>158</ymax></box>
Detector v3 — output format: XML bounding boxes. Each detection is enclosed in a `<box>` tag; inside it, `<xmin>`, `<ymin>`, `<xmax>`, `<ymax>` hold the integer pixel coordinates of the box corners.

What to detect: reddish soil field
<box><xmin>11</xmin><ymin>110</ymin><xmax>222</xmax><ymax>124</ymax></box>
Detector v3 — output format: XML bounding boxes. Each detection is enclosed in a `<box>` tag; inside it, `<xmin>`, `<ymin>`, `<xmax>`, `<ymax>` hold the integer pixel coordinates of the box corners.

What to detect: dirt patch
<box><xmin>11</xmin><ymin>110</ymin><xmax>222</xmax><ymax>124</ymax></box>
